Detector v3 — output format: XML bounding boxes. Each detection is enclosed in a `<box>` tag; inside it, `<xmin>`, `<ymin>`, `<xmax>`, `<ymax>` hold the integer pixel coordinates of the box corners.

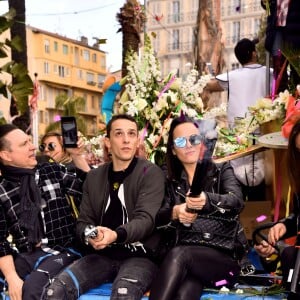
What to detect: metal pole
<box><xmin>266</xmin><ymin>51</ymin><xmax>270</xmax><ymax>96</ymax></box>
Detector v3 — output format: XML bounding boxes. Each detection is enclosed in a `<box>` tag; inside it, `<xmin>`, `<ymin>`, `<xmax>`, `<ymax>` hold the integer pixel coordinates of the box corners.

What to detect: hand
<box><xmin>254</xmin><ymin>240</ymin><xmax>276</xmax><ymax>258</ymax></box>
<box><xmin>88</xmin><ymin>226</ymin><xmax>117</xmax><ymax>250</ymax></box>
<box><xmin>6</xmin><ymin>273</ymin><xmax>23</xmax><ymax>300</ymax></box>
<box><xmin>173</xmin><ymin>203</ymin><xmax>197</xmax><ymax>224</ymax></box>
<box><xmin>185</xmin><ymin>192</ymin><xmax>206</xmax><ymax>211</ymax></box>
<box><xmin>267</xmin><ymin>223</ymin><xmax>287</xmax><ymax>246</ymax></box>
<box><xmin>66</xmin><ymin>133</ymin><xmax>85</xmax><ymax>156</ymax></box>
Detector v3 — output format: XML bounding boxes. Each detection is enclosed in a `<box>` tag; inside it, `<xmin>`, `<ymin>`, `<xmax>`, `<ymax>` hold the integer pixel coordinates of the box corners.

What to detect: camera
<box><xmin>84</xmin><ymin>225</ymin><xmax>98</xmax><ymax>245</ymax></box>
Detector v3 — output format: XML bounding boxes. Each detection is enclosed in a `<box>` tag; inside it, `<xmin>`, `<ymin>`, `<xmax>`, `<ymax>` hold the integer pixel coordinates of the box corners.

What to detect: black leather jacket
<box><xmin>156</xmin><ymin>160</ymin><xmax>249</xmax><ymax>259</ymax></box>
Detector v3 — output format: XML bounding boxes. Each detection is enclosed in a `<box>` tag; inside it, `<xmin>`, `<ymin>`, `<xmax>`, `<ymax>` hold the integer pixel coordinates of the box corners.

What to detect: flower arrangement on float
<box><xmin>213</xmin><ymin>90</ymin><xmax>289</xmax><ymax>157</ymax></box>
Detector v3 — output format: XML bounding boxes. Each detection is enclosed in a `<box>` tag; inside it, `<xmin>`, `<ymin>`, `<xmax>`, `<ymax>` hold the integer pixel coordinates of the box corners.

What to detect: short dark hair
<box><xmin>0</xmin><ymin>124</ymin><xmax>19</xmax><ymax>151</ymax></box>
<box><xmin>106</xmin><ymin>114</ymin><xmax>138</xmax><ymax>138</ymax></box>
<box><xmin>234</xmin><ymin>38</ymin><xmax>256</xmax><ymax>65</ymax></box>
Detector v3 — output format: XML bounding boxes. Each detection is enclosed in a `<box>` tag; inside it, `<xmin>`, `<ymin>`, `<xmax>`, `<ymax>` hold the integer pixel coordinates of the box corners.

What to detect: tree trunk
<box><xmin>8</xmin><ymin>0</ymin><xmax>30</xmax><ymax>132</ymax></box>
<box><xmin>117</xmin><ymin>0</ymin><xmax>146</xmax><ymax>78</ymax></box>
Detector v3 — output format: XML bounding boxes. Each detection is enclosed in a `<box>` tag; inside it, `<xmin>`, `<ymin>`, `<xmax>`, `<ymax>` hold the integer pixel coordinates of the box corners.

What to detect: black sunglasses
<box><xmin>39</xmin><ymin>142</ymin><xmax>56</xmax><ymax>152</ymax></box>
<box><xmin>173</xmin><ymin>134</ymin><xmax>202</xmax><ymax>148</ymax></box>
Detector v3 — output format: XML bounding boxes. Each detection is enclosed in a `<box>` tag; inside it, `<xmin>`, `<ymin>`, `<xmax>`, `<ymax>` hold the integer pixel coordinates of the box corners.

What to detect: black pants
<box><xmin>149</xmin><ymin>245</ymin><xmax>240</xmax><ymax>300</ymax></box>
<box><xmin>0</xmin><ymin>248</ymin><xmax>79</xmax><ymax>300</ymax></box>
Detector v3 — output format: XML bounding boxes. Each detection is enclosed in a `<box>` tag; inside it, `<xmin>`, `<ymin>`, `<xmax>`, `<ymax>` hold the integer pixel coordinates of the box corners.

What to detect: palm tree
<box><xmin>45</xmin><ymin>93</ymin><xmax>87</xmax><ymax>135</ymax></box>
<box><xmin>116</xmin><ymin>0</ymin><xmax>146</xmax><ymax>78</ymax></box>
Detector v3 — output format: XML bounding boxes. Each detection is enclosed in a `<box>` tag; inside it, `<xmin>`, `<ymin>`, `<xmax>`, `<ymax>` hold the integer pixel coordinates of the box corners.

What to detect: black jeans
<box><xmin>45</xmin><ymin>254</ymin><xmax>158</xmax><ymax>300</ymax></box>
<box><xmin>149</xmin><ymin>245</ymin><xmax>240</xmax><ymax>300</ymax></box>
<box><xmin>0</xmin><ymin>248</ymin><xmax>79</xmax><ymax>300</ymax></box>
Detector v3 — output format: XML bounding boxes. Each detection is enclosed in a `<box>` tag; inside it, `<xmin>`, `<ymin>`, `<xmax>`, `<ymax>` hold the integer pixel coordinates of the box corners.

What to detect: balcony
<box><xmin>87</xmin><ymin>81</ymin><xmax>97</xmax><ymax>86</ymax></box>
<box><xmin>167</xmin><ymin>41</ymin><xmax>193</xmax><ymax>54</ymax></box>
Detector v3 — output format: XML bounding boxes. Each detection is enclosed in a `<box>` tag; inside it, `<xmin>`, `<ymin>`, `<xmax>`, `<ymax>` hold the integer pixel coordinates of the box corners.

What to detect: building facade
<box><xmin>27</xmin><ymin>26</ymin><xmax>107</xmax><ymax>137</ymax></box>
<box><xmin>0</xmin><ymin>26</ymin><xmax>107</xmax><ymax>138</ymax></box>
<box><xmin>146</xmin><ymin>0</ymin><xmax>264</xmax><ymax>76</ymax></box>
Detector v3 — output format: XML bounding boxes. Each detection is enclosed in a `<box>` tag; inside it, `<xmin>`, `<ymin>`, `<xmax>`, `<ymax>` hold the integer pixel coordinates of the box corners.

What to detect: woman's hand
<box><xmin>172</xmin><ymin>203</ymin><xmax>197</xmax><ymax>224</ymax></box>
<box><xmin>185</xmin><ymin>191</ymin><xmax>206</xmax><ymax>210</ymax></box>
<box><xmin>254</xmin><ymin>240</ymin><xmax>276</xmax><ymax>258</ymax></box>
<box><xmin>267</xmin><ymin>223</ymin><xmax>287</xmax><ymax>246</ymax></box>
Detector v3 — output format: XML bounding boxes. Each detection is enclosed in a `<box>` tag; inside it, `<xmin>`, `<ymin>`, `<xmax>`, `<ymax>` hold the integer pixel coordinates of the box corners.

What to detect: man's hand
<box><xmin>6</xmin><ymin>272</ymin><xmax>23</xmax><ymax>300</ymax></box>
<box><xmin>88</xmin><ymin>226</ymin><xmax>117</xmax><ymax>250</ymax></box>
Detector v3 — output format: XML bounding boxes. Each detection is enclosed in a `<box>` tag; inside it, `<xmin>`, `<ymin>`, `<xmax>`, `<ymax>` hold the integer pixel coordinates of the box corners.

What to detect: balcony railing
<box><xmin>167</xmin><ymin>41</ymin><xmax>193</xmax><ymax>53</ymax></box>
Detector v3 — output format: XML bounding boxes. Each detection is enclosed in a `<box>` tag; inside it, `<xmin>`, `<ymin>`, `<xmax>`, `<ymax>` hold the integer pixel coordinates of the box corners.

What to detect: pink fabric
<box><xmin>276</xmin><ymin>0</ymin><xmax>290</xmax><ymax>27</ymax></box>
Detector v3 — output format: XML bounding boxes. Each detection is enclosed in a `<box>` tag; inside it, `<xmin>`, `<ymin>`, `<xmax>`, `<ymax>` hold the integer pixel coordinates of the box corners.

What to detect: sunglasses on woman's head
<box><xmin>173</xmin><ymin>134</ymin><xmax>202</xmax><ymax>148</ymax></box>
<box><xmin>39</xmin><ymin>142</ymin><xmax>56</xmax><ymax>152</ymax></box>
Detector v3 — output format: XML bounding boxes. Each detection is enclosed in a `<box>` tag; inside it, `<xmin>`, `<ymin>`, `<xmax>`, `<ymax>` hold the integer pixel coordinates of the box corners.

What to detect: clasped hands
<box><xmin>88</xmin><ymin>226</ymin><xmax>117</xmax><ymax>250</ymax></box>
<box><xmin>173</xmin><ymin>192</ymin><xmax>206</xmax><ymax>224</ymax></box>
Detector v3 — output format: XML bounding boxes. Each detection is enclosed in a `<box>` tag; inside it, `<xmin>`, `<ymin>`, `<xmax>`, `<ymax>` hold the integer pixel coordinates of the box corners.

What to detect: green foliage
<box><xmin>45</xmin><ymin>93</ymin><xmax>87</xmax><ymax>135</ymax></box>
<box><xmin>0</xmin><ymin>8</ymin><xmax>33</xmax><ymax>115</ymax></box>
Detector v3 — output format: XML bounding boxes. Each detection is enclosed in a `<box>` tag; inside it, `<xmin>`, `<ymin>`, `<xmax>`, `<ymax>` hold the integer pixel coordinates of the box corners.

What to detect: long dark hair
<box><xmin>287</xmin><ymin>120</ymin><xmax>300</xmax><ymax>193</ymax></box>
<box><xmin>166</xmin><ymin>114</ymin><xmax>199</xmax><ymax>181</ymax></box>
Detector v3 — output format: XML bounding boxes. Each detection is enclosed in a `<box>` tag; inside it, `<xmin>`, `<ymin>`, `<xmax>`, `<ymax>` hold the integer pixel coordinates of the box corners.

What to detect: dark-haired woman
<box><xmin>149</xmin><ymin>115</ymin><xmax>248</xmax><ymax>300</ymax></box>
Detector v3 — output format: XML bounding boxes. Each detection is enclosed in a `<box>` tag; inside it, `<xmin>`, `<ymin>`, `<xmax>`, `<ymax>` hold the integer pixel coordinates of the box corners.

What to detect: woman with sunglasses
<box><xmin>39</xmin><ymin>132</ymin><xmax>74</xmax><ymax>170</ymax></box>
<box><xmin>149</xmin><ymin>115</ymin><xmax>248</xmax><ymax>300</ymax></box>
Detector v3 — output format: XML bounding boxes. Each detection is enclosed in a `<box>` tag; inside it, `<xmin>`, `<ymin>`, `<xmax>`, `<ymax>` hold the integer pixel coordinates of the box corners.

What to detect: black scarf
<box><xmin>0</xmin><ymin>164</ymin><xmax>45</xmax><ymax>246</ymax></box>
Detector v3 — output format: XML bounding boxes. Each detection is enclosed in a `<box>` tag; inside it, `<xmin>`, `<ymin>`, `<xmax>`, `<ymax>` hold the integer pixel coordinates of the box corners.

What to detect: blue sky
<box><xmin>0</xmin><ymin>0</ymin><xmax>125</xmax><ymax>71</ymax></box>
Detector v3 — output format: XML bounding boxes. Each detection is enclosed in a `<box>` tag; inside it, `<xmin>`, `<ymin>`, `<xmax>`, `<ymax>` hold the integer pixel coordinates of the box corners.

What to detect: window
<box><xmin>87</xmin><ymin>72</ymin><xmax>95</xmax><ymax>85</ymax></box>
<box><xmin>92</xmin><ymin>53</ymin><xmax>97</xmax><ymax>63</ymax></box>
<box><xmin>172</xmin><ymin>29</ymin><xmax>180</xmax><ymax>50</ymax></box>
<box><xmin>77</xmin><ymin>69</ymin><xmax>83</xmax><ymax>80</ymax></box>
<box><xmin>58</xmin><ymin>65</ymin><xmax>65</xmax><ymax>77</ymax></box>
<box><xmin>98</xmin><ymin>74</ymin><xmax>106</xmax><ymax>87</ymax></box>
<box><xmin>173</xmin><ymin>1</ymin><xmax>180</xmax><ymax>23</ymax></box>
<box><xmin>83</xmin><ymin>49</ymin><xmax>90</xmax><ymax>61</ymax></box>
<box><xmin>44</xmin><ymin>62</ymin><xmax>50</xmax><ymax>74</ymax></box>
<box><xmin>231</xmin><ymin>62</ymin><xmax>239</xmax><ymax>70</ymax></box>
<box><xmin>54</xmin><ymin>41</ymin><xmax>58</xmax><ymax>52</ymax></box>
<box><xmin>232</xmin><ymin>21</ymin><xmax>240</xmax><ymax>44</ymax></box>
<box><xmin>44</xmin><ymin>39</ymin><xmax>50</xmax><ymax>53</ymax></box>
<box><xmin>63</xmin><ymin>44</ymin><xmax>68</xmax><ymax>55</ymax></box>
<box><xmin>100</xmin><ymin>56</ymin><xmax>106</xmax><ymax>69</ymax></box>
<box><xmin>91</xmin><ymin>95</ymin><xmax>96</xmax><ymax>109</ymax></box>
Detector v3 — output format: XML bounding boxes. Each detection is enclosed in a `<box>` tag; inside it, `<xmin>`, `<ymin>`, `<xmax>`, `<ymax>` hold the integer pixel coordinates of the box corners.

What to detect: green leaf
<box><xmin>5</xmin><ymin>36</ymin><xmax>23</xmax><ymax>52</ymax></box>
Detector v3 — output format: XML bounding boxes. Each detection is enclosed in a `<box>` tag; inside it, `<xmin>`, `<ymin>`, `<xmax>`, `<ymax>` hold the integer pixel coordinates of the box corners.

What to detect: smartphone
<box><xmin>60</xmin><ymin>116</ymin><xmax>78</xmax><ymax>148</ymax></box>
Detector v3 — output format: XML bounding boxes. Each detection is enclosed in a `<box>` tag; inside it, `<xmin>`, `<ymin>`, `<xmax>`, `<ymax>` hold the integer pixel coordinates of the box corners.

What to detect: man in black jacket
<box><xmin>45</xmin><ymin>114</ymin><xmax>165</xmax><ymax>300</ymax></box>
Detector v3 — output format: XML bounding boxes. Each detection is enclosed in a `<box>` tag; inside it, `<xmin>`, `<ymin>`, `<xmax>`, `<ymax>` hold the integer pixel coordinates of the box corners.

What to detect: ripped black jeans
<box><xmin>44</xmin><ymin>254</ymin><xmax>157</xmax><ymax>300</ymax></box>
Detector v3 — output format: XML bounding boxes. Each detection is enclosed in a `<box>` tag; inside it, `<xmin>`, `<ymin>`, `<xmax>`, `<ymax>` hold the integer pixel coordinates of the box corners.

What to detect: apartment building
<box><xmin>146</xmin><ymin>0</ymin><xmax>264</xmax><ymax>76</ymax></box>
<box><xmin>27</xmin><ymin>26</ymin><xmax>107</xmax><ymax>136</ymax></box>
<box><xmin>0</xmin><ymin>26</ymin><xmax>107</xmax><ymax>137</ymax></box>
<box><xmin>221</xmin><ymin>0</ymin><xmax>264</xmax><ymax>70</ymax></box>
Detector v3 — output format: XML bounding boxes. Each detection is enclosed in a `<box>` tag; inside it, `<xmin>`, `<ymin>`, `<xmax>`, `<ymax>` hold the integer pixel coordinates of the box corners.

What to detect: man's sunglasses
<box><xmin>39</xmin><ymin>142</ymin><xmax>56</xmax><ymax>152</ymax></box>
<box><xmin>173</xmin><ymin>134</ymin><xmax>202</xmax><ymax>148</ymax></box>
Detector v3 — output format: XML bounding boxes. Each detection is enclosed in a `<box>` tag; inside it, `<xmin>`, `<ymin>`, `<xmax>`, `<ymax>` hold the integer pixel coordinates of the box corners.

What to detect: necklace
<box><xmin>113</xmin><ymin>182</ymin><xmax>120</xmax><ymax>191</ymax></box>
